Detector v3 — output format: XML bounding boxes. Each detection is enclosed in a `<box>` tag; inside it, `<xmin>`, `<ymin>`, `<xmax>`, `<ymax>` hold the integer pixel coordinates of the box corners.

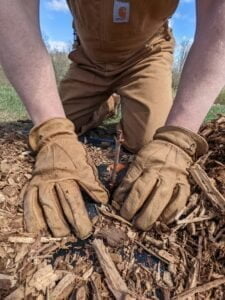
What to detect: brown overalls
<box><xmin>60</xmin><ymin>0</ymin><xmax>179</xmax><ymax>152</ymax></box>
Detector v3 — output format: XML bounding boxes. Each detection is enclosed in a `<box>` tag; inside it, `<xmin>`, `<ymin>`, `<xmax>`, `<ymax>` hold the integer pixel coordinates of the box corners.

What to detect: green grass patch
<box><xmin>204</xmin><ymin>104</ymin><xmax>225</xmax><ymax>122</ymax></box>
<box><xmin>0</xmin><ymin>83</ymin><xmax>224</xmax><ymax>125</ymax></box>
<box><xmin>215</xmin><ymin>89</ymin><xmax>225</xmax><ymax>106</ymax></box>
<box><xmin>0</xmin><ymin>85</ymin><xmax>27</xmax><ymax>122</ymax></box>
<box><xmin>104</xmin><ymin>103</ymin><xmax>225</xmax><ymax>125</ymax></box>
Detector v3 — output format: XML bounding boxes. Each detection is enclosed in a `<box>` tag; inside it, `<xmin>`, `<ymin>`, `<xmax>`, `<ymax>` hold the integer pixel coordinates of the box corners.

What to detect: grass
<box><xmin>105</xmin><ymin>103</ymin><xmax>225</xmax><ymax>126</ymax></box>
<box><xmin>0</xmin><ymin>85</ymin><xmax>27</xmax><ymax>122</ymax></box>
<box><xmin>205</xmin><ymin>104</ymin><xmax>225</xmax><ymax>122</ymax></box>
<box><xmin>0</xmin><ymin>83</ymin><xmax>225</xmax><ymax>125</ymax></box>
<box><xmin>215</xmin><ymin>89</ymin><xmax>225</xmax><ymax>106</ymax></box>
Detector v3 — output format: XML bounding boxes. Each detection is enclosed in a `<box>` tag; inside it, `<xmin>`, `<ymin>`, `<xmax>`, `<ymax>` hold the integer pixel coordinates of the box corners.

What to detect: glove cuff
<box><xmin>29</xmin><ymin>118</ymin><xmax>75</xmax><ymax>151</ymax></box>
<box><xmin>154</xmin><ymin>126</ymin><xmax>208</xmax><ymax>159</ymax></box>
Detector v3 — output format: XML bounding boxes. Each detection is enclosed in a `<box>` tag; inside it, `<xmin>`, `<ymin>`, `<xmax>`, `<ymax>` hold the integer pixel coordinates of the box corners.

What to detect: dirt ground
<box><xmin>0</xmin><ymin>118</ymin><xmax>225</xmax><ymax>299</ymax></box>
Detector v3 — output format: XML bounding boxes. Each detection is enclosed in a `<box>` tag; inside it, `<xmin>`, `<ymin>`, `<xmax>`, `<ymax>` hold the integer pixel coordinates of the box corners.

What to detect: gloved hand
<box><xmin>112</xmin><ymin>126</ymin><xmax>208</xmax><ymax>231</ymax></box>
<box><xmin>24</xmin><ymin>118</ymin><xmax>108</xmax><ymax>239</ymax></box>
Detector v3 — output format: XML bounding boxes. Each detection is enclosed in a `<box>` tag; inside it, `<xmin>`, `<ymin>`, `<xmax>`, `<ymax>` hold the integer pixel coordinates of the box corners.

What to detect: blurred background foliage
<box><xmin>0</xmin><ymin>39</ymin><xmax>225</xmax><ymax>123</ymax></box>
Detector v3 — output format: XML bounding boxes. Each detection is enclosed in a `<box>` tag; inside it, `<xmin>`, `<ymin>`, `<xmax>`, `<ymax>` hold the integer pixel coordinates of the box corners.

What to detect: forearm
<box><xmin>0</xmin><ymin>0</ymin><xmax>65</xmax><ymax>125</ymax></box>
<box><xmin>166</xmin><ymin>0</ymin><xmax>225</xmax><ymax>132</ymax></box>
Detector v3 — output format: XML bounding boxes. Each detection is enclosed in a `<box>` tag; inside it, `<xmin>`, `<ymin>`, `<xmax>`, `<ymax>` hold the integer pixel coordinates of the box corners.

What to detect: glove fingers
<box><xmin>23</xmin><ymin>186</ymin><xmax>47</xmax><ymax>234</ymax></box>
<box><xmin>39</xmin><ymin>183</ymin><xmax>71</xmax><ymax>237</ymax></box>
<box><xmin>112</xmin><ymin>163</ymin><xmax>143</xmax><ymax>209</ymax></box>
<box><xmin>120</xmin><ymin>171</ymin><xmax>158</xmax><ymax>221</ymax></box>
<box><xmin>77</xmin><ymin>164</ymin><xmax>109</xmax><ymax>205</ymax></box>
<box><xmin>56</xmin><ymin>181</ymin><xmax>92</xmax><ymax>240</ymax></box>
<box><xmin>161</xmin><ymin>183</ymin><xmax>190</xmax><ymax>224</ymax></box>
<box><xmin>135</xmin><ymin>179</ymin><xmax>174</xmax><ymax>231</ymax></box>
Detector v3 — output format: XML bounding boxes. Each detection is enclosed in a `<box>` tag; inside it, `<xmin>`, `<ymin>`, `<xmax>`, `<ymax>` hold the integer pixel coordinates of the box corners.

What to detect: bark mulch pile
<box><xmin>0</xmin><ymin>117</ymin><xmax>225</xmax><ymax>300</ymax></box>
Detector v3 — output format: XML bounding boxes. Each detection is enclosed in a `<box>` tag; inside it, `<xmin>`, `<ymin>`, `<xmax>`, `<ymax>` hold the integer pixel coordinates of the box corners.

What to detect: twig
<box><xmin>187</xmin><ymin>259</ymin><xmax>200</xmax><ymax>290</ymax></box>
<box><xmin>98</xmin><ymin>206</ymin><xmax>132</xmax><ymax>226</ymax></box>
<box><xmin>90</xmin><ymin>275</ymin><xmax>102</xmax><ymax>300</ymax></box>
<box><xmin>197</xmin><ymin>235</ymin><xmax>203</xmax><ymax>262</ymax></box>
<box><xmin>110</xmin><ymin>128</ymin><xmax>124</xmax><ymax>190</ymax></box>
<box><xmin>172</xmin><ymin>277</ymin><xmax>225</xmax><ymax>300</ymax></box>
<box><xmin>190</xmin><ymin>164</ymin><xmax>225</xmax><ymax>210</ymax></box>
<box><xmin>135</xmin><ymin>241</ymin><xmax>171</xmax><ymax>265</ymax></box>
<box><xmin>175</xmin><ymin>193</ymin><xmax>199</xmax><ymax>221</ymax></box>
<box><xmin>144</xmin><ymin>236</ymin><xmax>163</xmax><ymax>248</ymax></box>
<box><xmin>213</xmin><ymin>228</ymin><xmax>225</xmax><ymax>242</ymax></box>
<box><xmin>8</xmin><ymin>236</ymin><xmax>68</xmax><ymax>244</ymax></box>
<box><xmin>176</xmin><ymin>215</ymin><xmax>215</xmax><ymax>225</ymax></box>
<box><xmin>172</xmin><ymin>205</ymin><xmax>201</xmax><ymax>233</ymax></box>
<box><xmin>0</xmin><ymin>209</ymin><xmax>16</xmax><ymax>218</ymax></box>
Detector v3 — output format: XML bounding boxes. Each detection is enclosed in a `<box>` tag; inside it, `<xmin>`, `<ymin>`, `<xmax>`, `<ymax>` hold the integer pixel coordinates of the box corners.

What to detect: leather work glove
<box><xmin>112</xmin><ymin>126</ymin><xmax>208</xmax><ymax>231</ymax></box>
<box><xmin>24</xmin><ymin>118</ymin><xmax>108</xmax><ymax>239</ymax></box>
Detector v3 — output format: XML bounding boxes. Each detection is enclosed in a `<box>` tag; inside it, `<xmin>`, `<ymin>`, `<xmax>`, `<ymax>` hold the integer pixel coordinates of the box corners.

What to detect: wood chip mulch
<box><xmin>0</xmin><ymin>117</ymin><xmax>225</xmax><ymax>299</ymax></box>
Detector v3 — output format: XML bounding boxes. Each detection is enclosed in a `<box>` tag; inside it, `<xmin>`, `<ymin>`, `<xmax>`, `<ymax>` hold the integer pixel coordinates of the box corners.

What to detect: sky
<box><xmin>40</xmin><ymin>0</ymin><xmax>196</xmax><ymax>51</ymax></box>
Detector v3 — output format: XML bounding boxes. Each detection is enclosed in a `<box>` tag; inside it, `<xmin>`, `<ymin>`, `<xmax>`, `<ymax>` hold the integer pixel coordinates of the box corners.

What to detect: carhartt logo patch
<box><xmin>113</xmin><ymin>0</ymin><xmax>130</xmax><ymax>23</ymax></box>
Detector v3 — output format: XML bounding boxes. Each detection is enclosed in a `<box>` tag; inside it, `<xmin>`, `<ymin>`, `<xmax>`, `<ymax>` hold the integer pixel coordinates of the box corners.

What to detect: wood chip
<box><xmin>83</xmin><ymin>267</ymin><xmax>94</xmax><ymax>281</ymax></box>
<box><xmin>76</xmin><ymin>285</ymin><xmax>88</xmax><ymax>300</ymax></box>
<box><xmin>1</xmin><ymin>118</ymin><xmax>225</xmax><ymax>299</ymax></box>
<box><xmin>135</xmin><ymin>241</ymin><xmax>176</xmax><ymax>265</ymax></box>
<box><xmin>190</xmin><ymin>164</ymin><xmax>225</xmax><ymax>210</ymax></box>
<box><xmin>91</xmin><ymin>273</ymin><xmax>103</xmax><ymax>300</ymax></box>
<box><xmin>92</xmin><ymin>239</ymin><xmax>130</xmax><ymax>299</ymax></box>
<box><xmin>0</xmin><ymin>274</ymin><xmax>16</xmax><ymax>290</ymax></box>
<box><xmin>8</xmin><ymin>236</ymin><xmax>67</xmax><ymax>244</ymax></box>
<box><xmin>50</xmin><ymin>273</ymin><xmax>75</xmax><ymax>300</ymax></box>
<box><xmin>5</xmin><ymin>286</ymin><xmax>25</xmax><ymax>300</ymax></box>
<box><xmin>28</xmin><ymin>264</ymin><xmax>58</xmax><ymax>293</ymax></box>
<box><xmin>177</xmin><ymin>215</ymin><xmax>215</xmax><ymax>225</ymax></box>
<box><xmin>96</xmin><ymin>226</ymin><xmax>128</xmax><ymax>247</ymax></box>
<box><xmin>173</xmin><ymin>277</ymin><xmax>225</xmax><ymax>299</ymax></box>
<box><xmin>98</xmin><ymin>206</ymin><xmax>132</xmax><ymax>226</ymax></box>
